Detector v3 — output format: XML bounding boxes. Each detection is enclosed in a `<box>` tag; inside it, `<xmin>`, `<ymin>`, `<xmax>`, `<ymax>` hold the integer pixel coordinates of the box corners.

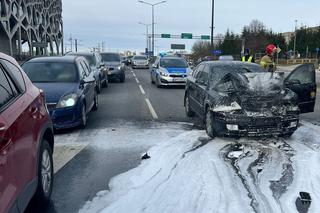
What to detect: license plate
<box><xmin>173</xmin><ymin>78</ymin><xmax>185</xmax><ymax>82</ymax></box>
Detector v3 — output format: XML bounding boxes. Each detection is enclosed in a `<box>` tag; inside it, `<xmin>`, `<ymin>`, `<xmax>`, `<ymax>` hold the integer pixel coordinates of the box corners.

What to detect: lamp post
<box><xmin>211</xmin><ymin>0</ymin><xmax>215</xmax><ymax>50</ymax></box>
<box><xmin>138</xmin><ymin>0</ymin><xmax>167</xmax><ymax>57</ymax></box>
<box><xmin>293</xmin><ymin>19</ymin><xmax>297</xmax><ymax>58</ymax></box>
<box><xmin>139</xmin><ymin>22</ymin><xmax>152</xmax><ymax>55</ymax></box>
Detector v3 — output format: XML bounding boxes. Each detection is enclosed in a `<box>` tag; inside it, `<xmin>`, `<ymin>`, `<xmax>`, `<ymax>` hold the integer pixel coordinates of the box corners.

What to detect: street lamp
<box><xmin>138</xmin><ymin>0</ymin><xmax>167</xmax><ymax>57</ymax></box>
<box><xmin>211</xmin><ymin>0</ymin><xmax>215</xmax><ymax>50</ymax></box>
<box><xmin>294</xmin><ymin>19</ymin><xmax>298</xmax><ymax>58</ymax></box>
<box><xmin>138</xmin><ymin>22</ymin><xmax>152</xmax><ymax>55</ymax></box>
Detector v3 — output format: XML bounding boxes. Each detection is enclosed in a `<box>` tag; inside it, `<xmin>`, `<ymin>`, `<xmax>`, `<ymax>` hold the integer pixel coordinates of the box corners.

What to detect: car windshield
<box><xmin>101</xmin><ymin>53</ymin><xmax>121</xmax><ymax>62</ymax></box>
<box><xmin>23</xmin><ymin>62</ymin><xmax>78</xmax><ymax>83</ymax></box>
<box><xmin>133</xmin><ymin>56</ymin><xmax>147</xmax><ymax>60</ymax></box>
<box><xmin>69</xmin><ymin>54</ymin><xmax>96</xmax><ymax>67</ymax></box>
<box><xmin>160</xmin><ymin>58</ymin><xmax>188</xmax><ymax>68</ymax></box>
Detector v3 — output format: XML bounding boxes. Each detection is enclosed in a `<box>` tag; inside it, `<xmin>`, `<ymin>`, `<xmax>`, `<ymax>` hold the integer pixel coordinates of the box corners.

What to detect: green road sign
<box><xmin>201</xmin><ymin>35</ymin><xmax>210</xmax><ymax>40</ymax></box>
<box><xmin>181</xmin><ymin>33</ymin><xmax>193</xmax><ymax>39</ymax></box>
<box><xmin>161</xmin><ymin>34</ymin><xmax>171</xmax><ymax>38</ymax></box>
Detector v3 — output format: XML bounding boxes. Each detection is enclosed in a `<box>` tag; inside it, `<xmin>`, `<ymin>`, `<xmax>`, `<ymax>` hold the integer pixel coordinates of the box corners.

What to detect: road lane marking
<box><xmin>139</xmin><ymin>85</ymin><xmax>146</xmax><ymax>95</ymax></box>
<box><xmin>135</xmin><ymin>78</ymin><xmax>140</xmax><ymax>84</ymax></box>
<box><xmin>133</xmin><ymin>73</ymin><xmax>136</xmax><ymax>77</ymax></box>
<box><xmin>145</xmin><ymin>98</ymin><xmax>159</xmax><ymax>119</ymax></box>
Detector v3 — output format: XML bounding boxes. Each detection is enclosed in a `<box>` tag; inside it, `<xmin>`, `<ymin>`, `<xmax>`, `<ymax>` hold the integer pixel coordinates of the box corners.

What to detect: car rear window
<box><xmin>23</xmin><ymin>62</ymin><xmax>78</xmax><ymax>83</ymax></box>
<box><xmin>101</xmin><ymin>53</ymin><xmax>121</xmax><ymax>62</ymax></box>
<box><xmin>160</xmin><ymin>58</ymin><xmax>188</xmax><ymax>68</ymax></box>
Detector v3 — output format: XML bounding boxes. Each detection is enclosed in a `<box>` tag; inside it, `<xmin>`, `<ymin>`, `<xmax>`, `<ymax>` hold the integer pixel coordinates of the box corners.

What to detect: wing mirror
<box><xmin>99</xmin><ymin>63</ymin><xmax>106</xmax><ymax>68</ymax></box>
<box><xmin>81</xmin><ymin>76</ymin><xmax>95</xmax><ymax>84</ymax></box>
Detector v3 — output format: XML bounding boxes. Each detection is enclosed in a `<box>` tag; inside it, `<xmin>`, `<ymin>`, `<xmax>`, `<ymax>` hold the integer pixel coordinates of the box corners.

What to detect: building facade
<box><xmin>0</xmin><ymin>0</ymin><xmax>63</xmax><ymax>57</ymax></box>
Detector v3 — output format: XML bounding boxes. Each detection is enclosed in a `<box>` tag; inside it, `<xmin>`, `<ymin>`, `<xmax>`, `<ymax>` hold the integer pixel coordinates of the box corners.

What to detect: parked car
<box><xmin>22</xmin><ymin>56</ymin><xmax>98</xmax><ymax>129</ymax></box>
<box><xmin>67</xmin><ymin>52</ymin><xmax>108</xmax><ymax>93</ymax></box>
<box><xmin>0</xmin><ymin>53</ymin><xmax>54</xmax><ymax>213</ymax></box>
<box><xmin>151</xmin><ymin>56</ymin><xmax>192</xmax><ymax>87</ymax></box>
<box><xmin>132</xmin><ymin>55</ymin><xmax>149</xmax><ymax>69</ymax></box>
<box><xmin>184</xmin><ymin>61</ymin><xmax>316</xmax><ymax>137</ymax></box>
<box><xmin>100</xmin><ymin>52</ymin><xmax>126</xmax><ymax>83</ymax></box>
<box><xmin>219</xmin><ymin>55</ymin><xmax>234</xmax><ymax>61</ymax></box>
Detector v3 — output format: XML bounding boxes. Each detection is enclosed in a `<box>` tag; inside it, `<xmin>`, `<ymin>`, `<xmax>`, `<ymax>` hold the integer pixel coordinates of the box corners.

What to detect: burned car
<box><xmin>185</xmin><ymin>61</ymin><xmax>316</xmax><ymax>137</ymax></box>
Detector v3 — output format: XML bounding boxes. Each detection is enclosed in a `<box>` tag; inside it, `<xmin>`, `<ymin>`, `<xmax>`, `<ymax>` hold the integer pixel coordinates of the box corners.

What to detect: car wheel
<box><xmin>205</xmin><ymin>109</ymin><xmax>215</xmax><ymax>138</ymax></box>
<box><xmin>97</xmin><ymin>79</ymin><xmax>102</xmax><ymax>94</ymax></box>
<box><xmin>156</xmin><ymin>76</ymin><xmax>162</xmax><ymax>88</ymax></box>
<box><xmin>80</xmin><ymin>104</ymin><xmax>87</xmax><ymax>128</ymax></box>
<box><xmin>92</xmin><ymin>91</ymin><xmax>98</xmax><ymax>111</ymax></box>
<box><xmin>185</xmin><ymin>95</ymin><xmax>195</xmax><ymax>117</ymax></box>
<box><xmin>33</xmin><ymin>139</ymin><xmax>53</xmax><ymax>203</ymax></box>
<box><xmin>151</xmin><ymin>75</ymin><xmax>155</xmax><ymax>84</ymax></box>
<box><xmin>119</xmin><ymin>73</ymin><xmax>125</xmax><ymax>83</ymax></box>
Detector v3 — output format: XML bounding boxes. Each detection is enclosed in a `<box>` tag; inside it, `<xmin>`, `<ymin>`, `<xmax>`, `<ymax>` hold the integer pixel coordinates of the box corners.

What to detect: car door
<box><xmin>284</xmin><ymin>64</ymin><xmax>317</xmax><ymax>113</ymax></box>
<box><xmin>0</xmin><ymin>65</ymin><xmax>24</xmax><ymax>213</ymax></box>
<box><xmin>80</xmin><ymin>60</ymin><xmax>95</xmax><ymax>111</ymax></box>
<box><xmin>193</xmin><ymin>65</ymin><xmax>210</xmax><ymax>117</ymax></box>
<box><xmin>151</xmin><ymin>58</ymin><xmax>159</xmax><ymax>81</ymax></box>
<box><xmin>187</xmin><ymin>64</ymin><xmax>205</xmax><ymax>113</ymax></box>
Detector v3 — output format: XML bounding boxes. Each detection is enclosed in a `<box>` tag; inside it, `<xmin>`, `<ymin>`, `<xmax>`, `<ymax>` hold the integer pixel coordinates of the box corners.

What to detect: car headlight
<box><xmin>56</xmin><ymin>94</ymin><xmax>78</xmax><ymax>108</ymax></box>
<box><xmin>159</xmin><ymin>70</ymin><xmax>169</xmax><ymax>77</ymax></box>
<box><xmin>117</xmin><ymin>65</ymin><xmax>122</xmax><ymax>70</ymax></box>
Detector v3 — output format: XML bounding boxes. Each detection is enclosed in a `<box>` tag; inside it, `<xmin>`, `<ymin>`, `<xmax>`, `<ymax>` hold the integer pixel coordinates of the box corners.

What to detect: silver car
<box><xmin>151</xmin><ymin>56</ymin><xmax>192</xmax><ymax>88</ymax></box>
<box><xmin>132</xmin><ymin>55</ymin><xmax>149</xmax><ymax>69</ymax></box>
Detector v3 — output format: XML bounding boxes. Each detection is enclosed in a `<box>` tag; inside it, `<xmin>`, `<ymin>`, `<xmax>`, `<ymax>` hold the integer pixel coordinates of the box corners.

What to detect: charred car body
<box><xmin>185</xmin><ymin>61</ymin><xmax>316</xmax><ymax>137</ymax></box>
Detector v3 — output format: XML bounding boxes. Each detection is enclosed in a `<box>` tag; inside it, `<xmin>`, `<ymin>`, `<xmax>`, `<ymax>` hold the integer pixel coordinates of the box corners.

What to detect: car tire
<box><xmin>33</xmin><ymin>139</ymin><xmax>54</xmax><ymax>204</ymax></box>
<box><xmin>151</xmin><ymin>75</ymin><xmax>155</xmax><ymax>84</ymax></box>
<box><xmin>119</xmin><ymin>73</ymin><xmax>125</xmax><ymax>83</ymax></box>
<box><xmin>156</xmin><ymin>76</ymin><xmax>162</xmax><ymax>88</ymax></box>
<box><xmin>80</xmin><ymin>104</ymin><xmax>87</xmax><ymax>129</ymax></box>
<box><xmin>205</xmin><ymin>109</ymin><xmax>215</xmax><ymax>138</ymax></box>
<box><xmin>185</xmin><ymin>95</ymin><xmax>195</xmax><ymax>117</ymax></box>
<box><xmin>96</xmin><ymin>79</ymin><xmax>102</xmax><ymax>94</ymax></box>
<box><xmin>92</xmin><ymin>91</ymin><xmax>98</xmax><ymax>111</ymax></box>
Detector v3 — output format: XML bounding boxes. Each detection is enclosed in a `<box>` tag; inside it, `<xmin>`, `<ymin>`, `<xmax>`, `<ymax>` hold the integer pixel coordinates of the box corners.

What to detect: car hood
<box><xmin>165</xmin><ymin>67</ymin><xmax>187</xmax><ymax>74</ymax></box>
<box><xmin>34</xmin><ymin>82</ymin><xmax>79</xmax><ymax>103</ymax></box>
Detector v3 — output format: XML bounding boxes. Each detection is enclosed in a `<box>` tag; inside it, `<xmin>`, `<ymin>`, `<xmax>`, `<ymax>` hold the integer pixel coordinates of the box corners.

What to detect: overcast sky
<box><xmin>62</xmin><ymin>0</ymin><xmax>320</xmax><ymax>53</ymax></box>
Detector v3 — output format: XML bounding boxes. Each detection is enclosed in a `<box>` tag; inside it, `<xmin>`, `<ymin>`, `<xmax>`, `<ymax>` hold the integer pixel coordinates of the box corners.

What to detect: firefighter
<box><xmin>260</xmin><ymin>44</ymin><xmax>277</xmax><ymax>72</ymax></box>
<box><xmin>242</xmin><ymin>48</ymin><xmax>255</xmax><ymax>63</ymax></box>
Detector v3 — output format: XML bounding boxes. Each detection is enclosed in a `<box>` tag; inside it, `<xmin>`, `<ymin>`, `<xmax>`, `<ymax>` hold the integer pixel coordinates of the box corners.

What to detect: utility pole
<box><xmin>69</xmin><ymin>34</ymin><xmax>73</xmax><ymax>52</ymax></box>
<box><xmin>138</xmin><ymin>1</ymin><xmax>167</xmax><ymax>57</ymax></box>
<box><xmin>75</xmin><ymin>39</ymin><xmax>78</xmax><ymax>52</ymax></box>
<box><xmin>293</xmin><ymin>20</ymin><xmax>297</xmax><ymax>58</ymax></box>
<box><xmin>211</xmin><ymin>0</ymin><xmax>215</xmax><ymax>51</ymax></box>
<box><xmin>139</xmin><ymin>22</ymin><xmax>152</xmax><ymax>55</ymax></box>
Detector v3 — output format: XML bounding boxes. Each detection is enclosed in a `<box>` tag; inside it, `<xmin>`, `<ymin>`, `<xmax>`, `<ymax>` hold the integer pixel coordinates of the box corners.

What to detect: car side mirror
<box><xmin>99</xmin><ymin>63</ymin><xmax>106</xmax><ymax>68</ymax></box>
<box><xmin>81</xmin><ymin>76</ymin><xmax>95</xmax><ymax>84</ymax></box>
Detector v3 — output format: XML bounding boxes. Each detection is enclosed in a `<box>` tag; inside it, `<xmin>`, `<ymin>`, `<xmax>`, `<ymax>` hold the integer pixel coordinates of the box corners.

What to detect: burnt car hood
<box><xmin>211</xmin><ymin>72</ymin><xmax>298</xmax><ymax>115</ymax></box>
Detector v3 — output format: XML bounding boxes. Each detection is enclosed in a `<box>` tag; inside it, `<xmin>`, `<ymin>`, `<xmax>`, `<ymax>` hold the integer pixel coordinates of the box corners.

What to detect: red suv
<box><xmin>0</xmin><ymin>53</ymin><xmax>54</xmax><ymax>213</ymax></box>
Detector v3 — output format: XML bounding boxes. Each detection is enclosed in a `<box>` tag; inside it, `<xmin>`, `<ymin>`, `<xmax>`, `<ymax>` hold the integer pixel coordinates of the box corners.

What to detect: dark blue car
<box><xmin>22</xmin><ymin>56</ymin><xmax>98</xmax><ymax>129</ymax></box>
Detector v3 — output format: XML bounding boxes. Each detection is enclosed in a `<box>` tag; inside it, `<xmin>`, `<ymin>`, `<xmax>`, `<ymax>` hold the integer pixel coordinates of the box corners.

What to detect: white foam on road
<box><xmin>78</xmin><ymin>122</ymin><xmax>320</xmax><ymax>213</ymax></box>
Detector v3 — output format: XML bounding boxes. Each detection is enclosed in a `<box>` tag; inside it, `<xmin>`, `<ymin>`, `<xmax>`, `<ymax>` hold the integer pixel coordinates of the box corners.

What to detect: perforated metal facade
<box><xmin>0</xmin><ymin>0</ymin><xmax>63</xmax><ymax>57</ymax></box>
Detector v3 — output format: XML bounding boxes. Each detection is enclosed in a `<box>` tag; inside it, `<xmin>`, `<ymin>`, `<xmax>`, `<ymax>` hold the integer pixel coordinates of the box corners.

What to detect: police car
<box><xmin>151</xmin><ymin>55</ymin><xmax>192</xmax><ymax>87</ymax></box>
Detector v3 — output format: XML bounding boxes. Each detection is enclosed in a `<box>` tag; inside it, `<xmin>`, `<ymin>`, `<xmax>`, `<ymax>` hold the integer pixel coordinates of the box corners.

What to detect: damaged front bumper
<box><xmin>213</xmin><ymin>111</ymin><xmax>299</xmax><ymax>137</ymax></box>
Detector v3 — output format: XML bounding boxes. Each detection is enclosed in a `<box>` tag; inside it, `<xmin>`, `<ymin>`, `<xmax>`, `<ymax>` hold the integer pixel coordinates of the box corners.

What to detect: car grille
<box><xmin>47</xmin><ymin>103</ymin><xmax>57</xmax><ymax>110</ymax></box>
<box><xmin>169</xmin><ymin>74</ymin><xmax>187</xmax><ymax>78</ymax></box>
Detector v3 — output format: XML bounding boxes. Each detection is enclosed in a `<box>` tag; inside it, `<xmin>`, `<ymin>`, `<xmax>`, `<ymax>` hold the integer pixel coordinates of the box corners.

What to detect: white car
<box><xmin>132</xmin><ymin>56</ymin><xmax>149</xmax><ymax>69</ymax></box>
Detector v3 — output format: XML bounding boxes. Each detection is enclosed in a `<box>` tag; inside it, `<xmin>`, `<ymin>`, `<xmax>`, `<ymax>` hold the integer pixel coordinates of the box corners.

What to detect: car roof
<box><xmin>100</xmin><ymin>52</ymin><xmax>120</xmax><ymax>55</ymax></box>
<box><xmin>25</xmin><ymin>56</ymin><xmax>79</xmax><ymax>63</ymax></box>
<box><xmin>67</xmin><ymin>52</ymin><xmax>95</xmax><ymax>56</ymax></box>
<box><xmin>160</xmin><ymin>56</ymin><xmax>184</xmax><ymax>60</ymax></box>
<box><xmin>203</xmin><ymin>61</ymin><xmax>260</xmax><ymax>67</ymax></box>
<box><xmin>0</xmin><ymin>52</ymin><xmax>20</xmax><ymax>67</ymax></box>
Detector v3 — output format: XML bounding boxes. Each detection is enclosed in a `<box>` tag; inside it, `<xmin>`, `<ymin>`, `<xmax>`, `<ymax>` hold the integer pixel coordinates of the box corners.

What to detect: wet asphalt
<box><xmin>26</xmin><ymin>67</ymin><xmax>191</xmax><ymax>213</ymax></box>
<box><xmin>25</xmin><ymin>67</ymin><xmax>320</xmax><ymax>213</ymax></box>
